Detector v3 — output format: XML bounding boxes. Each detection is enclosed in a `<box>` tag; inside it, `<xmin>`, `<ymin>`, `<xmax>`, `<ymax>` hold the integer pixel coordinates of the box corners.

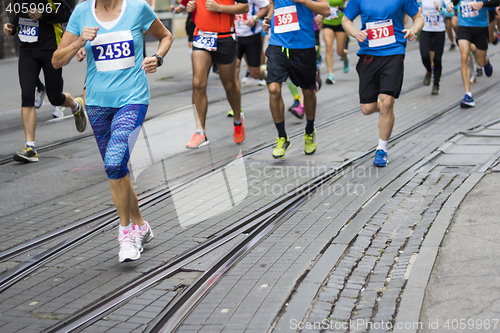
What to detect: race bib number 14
<box><xmin>366</xmin><ymin>19</ymin><xmax>396</xmax><ymax>47</ymax></box>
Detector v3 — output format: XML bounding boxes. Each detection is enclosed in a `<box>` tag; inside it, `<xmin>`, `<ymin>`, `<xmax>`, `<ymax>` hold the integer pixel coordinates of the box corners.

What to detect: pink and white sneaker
<box><xmin>118</xmin><ymin>228</ymin><xmax>140</xmax><ymax>262</ymax></box>
<box><xmin>290</xmin><ymin>103</ymin><xmax>305</xmax><ymax>119</ymax></box>
<box><xmin>133</xmin><ymin>221</ymin><xmax>155</xmax><ymax>253</ymax></box>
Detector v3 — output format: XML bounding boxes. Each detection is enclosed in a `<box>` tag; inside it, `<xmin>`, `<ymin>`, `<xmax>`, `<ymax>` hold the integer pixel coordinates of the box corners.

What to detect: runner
<box><xmin>227</xmin><ymin>0</ymin><xmax>269</xmax><ymax>117</ymax></box>
<box><xmin>3</xmin><ymin>0</ymin><xmax>87</xmax><ymax>163</ymax></box>
<box><xmin>322</xmin><ymin>0</ymin><xmax>349</xmax><ymax>85</ymax></box>
<box><xmin>52</xmin><ymin>0</ymin><xmax>173</xmax><ymax>262</ymax></box>
<box><xmin>342</xmin><ymin>0</ymin><xmax>424</xmax><ymax>167</ymax></box>
<box><xmin>420</xmin><ymin>0</ymin><xmax>454</xmax><ymax>95</ymax></box>
<box><xmin>446</xmin><ymin>0</ymin><xmax>498</xmax><ymax>108</ymax></box>
<box><xmin>185</xmin><ymin>0</ymin><xmax>249</xmax><ymax>148</ymax></box>
<box><xmin>262</xmin><ymin>0</ymin><xmax>330</xmax><ymax>159</ymax></box>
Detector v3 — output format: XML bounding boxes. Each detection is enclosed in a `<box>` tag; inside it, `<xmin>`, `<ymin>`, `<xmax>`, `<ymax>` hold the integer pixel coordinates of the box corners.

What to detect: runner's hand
<box><xmin>471</xmin><ymin>1</ymin><xmax>483</xmax><ymax>10</ymax></box>
<box><xmin>76</xmin><ymin>48</ymin><xmax>86</xmax><ymax>62</ymax></box>
<box><xmin>433</xmin><ymin>1</ymin><xmax>440</xmax><ymax>11</ymax></box>
<box><xmin>262</xmin><ymin>17</ymin><xmax>271</xmax><ymax>33</ymax></box>
<box><xmin>205</xmin><ymin>0</ymin><xmax>220</xmax><ymax>12</ymax></box>
<box><xmin>403</xmin><ymin>28</ymin><xmax>416</xmax><ymax>41</ymax></box>
<box><xmin>29</xmin><ymin>8</ymin><xmax>43</xmax><ymax>20</ymax></box>
<box><xmin>187</xmin><ymin>0</ymin><xmax>196</xmax><ymax>12</ymax></box>
<box><xmin>82</xmin><ymin>27</ymin><xmax>99</xmax><ymax>42</ymax></box>
<box><xmin>142</xmin><ymin>56</ymin><xmax>159</xmax><ymax>73</ymax></box>
<box><xmin>446</xmin><ymin>2</ymin><xmax>454</xmax><ymax>12</ymax></box>
<box><xmin>3</xmin><ymin>23</ymin><xmax>14</xmax><ymax>35</ymax></box>
<box><xmin>354</xmin><ymin>30</ymin><xmax>368</xmax><ymax>43</ymax></box>
<box><xmin>244</xmin><ymin>17</ymin><xmax>256</xmax><ymax>27</ymax></box>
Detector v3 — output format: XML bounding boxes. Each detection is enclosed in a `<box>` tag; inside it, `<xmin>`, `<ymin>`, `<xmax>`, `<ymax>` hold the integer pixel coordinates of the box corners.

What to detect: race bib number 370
<box><xmin>91</xmin><ymin>30</ymin><xmax>135</xmax><ymax>72</ymax></box>
<box><xmin>274</xmin><ymin>5</ymin><xmax>299</xmax><ymax>34</ymax></box>
<box><xmin>366</xmin><ymin>19</ymin><xmax>396</xmax><ymax>48</ymax></box>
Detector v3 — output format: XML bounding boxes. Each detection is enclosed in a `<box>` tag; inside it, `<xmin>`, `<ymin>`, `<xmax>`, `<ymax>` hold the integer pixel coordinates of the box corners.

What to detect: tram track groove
<box><xmin>35</xmin><ymin>77</ymin><xmax>500</xmax><ymax>332</ymax></box>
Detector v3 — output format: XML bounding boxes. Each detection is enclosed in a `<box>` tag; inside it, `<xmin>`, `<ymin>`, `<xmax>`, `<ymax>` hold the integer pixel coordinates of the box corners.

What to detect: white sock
<box><xmin>234</xmin><ymin>119</ymin><xmax>242</xmax><ymax>126</ymax></box>
<box><xmin>195</xmin><ymin>129</ymin><xmax>205</xmax><ymax>135</ymax></box>
<box><xmin>466</xmin><ymin>92</ymin><xmax>472</xmax><ymax>97</ymax></box>
<box><xmin>26</xmin><ymin>141</ymin><xmax>35</xmax><ymax>147</ymax></box>
<box><xmin>119</xmin><ymin>223</ymin><xmax>132</xmax><ymax>233</ymax></box>
<box><xmin>71</xmin><ymin>101</ymin><xmax>80</xmax><ymax>113</ymax></box>
<box><xmin>377</xmin><ymin>139</ymin><xmax>388</xmax><ymax>152</ymax></box>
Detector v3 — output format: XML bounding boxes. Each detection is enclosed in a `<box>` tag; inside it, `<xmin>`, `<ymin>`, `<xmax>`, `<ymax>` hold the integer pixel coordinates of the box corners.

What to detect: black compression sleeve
<box><xmin>482</xmin><ymin>0</ymin><xmax>500</xmax><ymax>7</ymax></box>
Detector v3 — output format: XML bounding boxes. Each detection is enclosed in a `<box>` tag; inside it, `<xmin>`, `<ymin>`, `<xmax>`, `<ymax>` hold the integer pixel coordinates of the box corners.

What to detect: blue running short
<box><xmin>87</xmin><ymin>104</ymin><xmax>148</xmax><ymax>180</ymax></box>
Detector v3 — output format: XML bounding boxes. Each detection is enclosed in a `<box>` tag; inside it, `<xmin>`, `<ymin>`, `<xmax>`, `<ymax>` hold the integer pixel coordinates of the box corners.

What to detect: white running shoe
<box><xmin>258</xmin><ymin>79</ymin><xmax>267</xmax><ymax>86</ymax></box>
<box><xmin>34</xmin><ymin>88</ymin><xmax>45</xmax><ymax>109</ymax></box>
<box><xmin>133</xmin><ymin>221</ymin><xmax>154</xmax><ymax>253</ymax></box>
<box><xmin>52</xmin><ymin>106</ymin><xmax>65</xmax><ymax>118</ymax></box>
<box><xmin>118</xmin><ymin>228</ymin><xmax>140</xmax><ymax>262</ymax></box>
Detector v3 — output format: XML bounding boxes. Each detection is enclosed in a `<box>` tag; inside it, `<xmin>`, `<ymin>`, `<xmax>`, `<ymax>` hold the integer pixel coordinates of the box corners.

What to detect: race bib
<box><xmin>274</xmin><ymin>6</ymin><xmax>299</xmax><ymax>34</ymax></box>
<box><xmin>235</xmin><ymin>13</ymin><xmax>248</xmax><ymax>27</ymax></box>
<box><xmin>461</xmin><ymin>1</ymin><xmax>478</xmax><ymax>18</ymax></box>
<box><xmin>18</xmin><ymin>18</ymin><xmax>39</xmax><ymax>43</ymax></box>
<box><xmin>91</xmin><ymin>30</ymin><xmax>135</xmax><ymax>72</ymax></box>
<box><xmin>327</xmin><ymin>7</ymin><xmax>339</xmax><ymax>20</ymax></box>
<box><xmin>423</xmin><ymin>11</ymin><xmax>440</xmax><ymax>26</ymax></box>
<box><xmin>193</xmin><ymin>31</ymin><xmax>218</xmax><ymax>51</ymax></box>
<box><xmin>366</xmin><ymin>19</ymin><xmax>396</xmax><ymax>47</ymax></box>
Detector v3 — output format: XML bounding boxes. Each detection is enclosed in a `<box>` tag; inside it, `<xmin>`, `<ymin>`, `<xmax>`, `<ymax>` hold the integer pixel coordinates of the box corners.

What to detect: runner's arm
<box><xmin>205</xmin><ymin>0</ymin><xmax>249</xmax><ymax>14</ymax></box>
<box><xmin>262</xmin><ymin>0</ymin><xmax>274</xmax><ymax>32</ymax></box>
<box><xmin>142</xmin><ymin>18</ymin><xmax>173</xmax><ymax>73</ymax></box>
<box><xmin>292</xmin><ymin>0</ymin><xmax>330</xmax><ymax>17</ymax></box>
<box><xmin>341</xmin><ymin>14</ymin><xmax>367</xmax><ymax>43</ymax></box>
<box><xmin>403</xmin><ymin>11</ymin><xmax>424</xmax><ymax>41</ymax></box>
<box><xmin>52</xmin><ymin>28</ymin><xmax>99</xmax><ymax>69</ymax></box>
<box><xmin>472</xmin><ymin>0</ymin><xmax>500</xmax><ymax>10</ymax></box>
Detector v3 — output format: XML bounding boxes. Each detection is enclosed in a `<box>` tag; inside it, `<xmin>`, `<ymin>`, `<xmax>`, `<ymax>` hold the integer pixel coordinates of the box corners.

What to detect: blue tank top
<box><xmin>66</xmin><ymin>0</ymin><xmax>157</xmax><ymax>107</ymax></box>
<box><xmin>268</xmin><ymin>0</ymin><xmax>316</xmax><ymax>49</ymax></box>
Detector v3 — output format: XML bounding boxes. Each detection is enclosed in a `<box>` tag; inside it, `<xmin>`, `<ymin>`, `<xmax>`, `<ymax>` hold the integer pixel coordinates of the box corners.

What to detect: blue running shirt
<box><xmin>457</xmin><ymin>0</ymin><xmax>489</xmax><ymax>27</ymax></box>
<box><xmin>343</xmin><ymin>0</ymin><xmax>419</xmax><ymax>56</ymax></box>
<box><xmin>268</xmin><ymin>0</ymin><xmax>316</xmax><ymax>49</ymax></box>
<box><xmin>66</xmin><ymin>0</ymin><xmax>156</xmax><ymax>107</ymax></box>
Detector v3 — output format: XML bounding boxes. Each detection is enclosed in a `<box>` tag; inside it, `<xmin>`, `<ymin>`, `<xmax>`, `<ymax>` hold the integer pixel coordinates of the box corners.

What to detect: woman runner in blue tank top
<box><xmin>52</xmin><ymin>0</ymin><xmax>173</xmax><ymax>263</ymax></box>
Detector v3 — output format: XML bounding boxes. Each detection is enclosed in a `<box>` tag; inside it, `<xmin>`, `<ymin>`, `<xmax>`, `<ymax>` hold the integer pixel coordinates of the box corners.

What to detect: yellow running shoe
<box><xmin>272</xmin><ymin>136</ymin><xmax>291</xmax><ymax>159</ymax></box>
<box><xmin>73</xmin><ymin>97</ymin><xmax>87</xmax><ymax>133</ymax></box>
<box><xmin>304</xmin><ymin>130</ymin><xmax>316</xmax><ymax>155</ymax></box>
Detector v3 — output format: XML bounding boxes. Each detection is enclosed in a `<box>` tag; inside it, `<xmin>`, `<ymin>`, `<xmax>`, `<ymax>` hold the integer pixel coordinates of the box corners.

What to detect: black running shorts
<box><xmin>193</xmin><ymin>36</ymin><xmax>238</xmax><ymax>65</ymax></box>
<box><xmin>323</xmin><ymin>23</ymin><xmax>345</xmax><ymax>33</ymax></box>
<box><xmin>266</xmin><ymin>45</ymin><xmax>316</xmax><ymax>90</ymax></box>
<box><xmin>457</xmin><ymin>26</ymin><xmax>489</xmax><ymax>50</ymax></box>
<box><xmin>237</xmin><ymin>33</ymin><xmax>262</xmax><ymax>67</ymax></box>
<box><xmin>355</xmin><ymin>54</ymin><xmax>405</xmax><ymax>104</ymax></box>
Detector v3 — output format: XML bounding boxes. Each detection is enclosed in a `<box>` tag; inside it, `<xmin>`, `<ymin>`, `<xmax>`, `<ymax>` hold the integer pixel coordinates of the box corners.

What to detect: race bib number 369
<box><xmin>91</xmin><ymin>30</ymin><xmax>135</xmax><ymax>72</ymax></box>
<box><xmin>274</xmin><ymin>6</ymin><xmax>299</xmax><ymax>34</ymax></box>
<box><xmin>366</xmin><ymin>19</ymin><xmax>396</xmax><ymax>48</ymax></box>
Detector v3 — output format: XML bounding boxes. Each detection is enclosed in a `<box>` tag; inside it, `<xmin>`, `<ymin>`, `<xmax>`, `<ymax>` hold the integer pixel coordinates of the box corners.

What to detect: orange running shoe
<box><xmin>186</xmin><ymin>132</ymin><xmax>209</xmax><ymax>149</ymax></box>
<box><xmin>233</xmin><ymin>121</ymin><xmax>245</xmax><ymax>144</ymax></box>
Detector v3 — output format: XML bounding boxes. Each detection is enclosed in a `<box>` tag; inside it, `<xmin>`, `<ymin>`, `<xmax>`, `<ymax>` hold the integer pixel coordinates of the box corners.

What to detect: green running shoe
<box><xmin>304</xmin><ymin>130</ymin><xmax>316</xmax><ymax>155</ymax></box>
<box><xmin>272</xmin><ymin>136</ymin><xmax>291</xmax><ymax>159</ymax></box>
